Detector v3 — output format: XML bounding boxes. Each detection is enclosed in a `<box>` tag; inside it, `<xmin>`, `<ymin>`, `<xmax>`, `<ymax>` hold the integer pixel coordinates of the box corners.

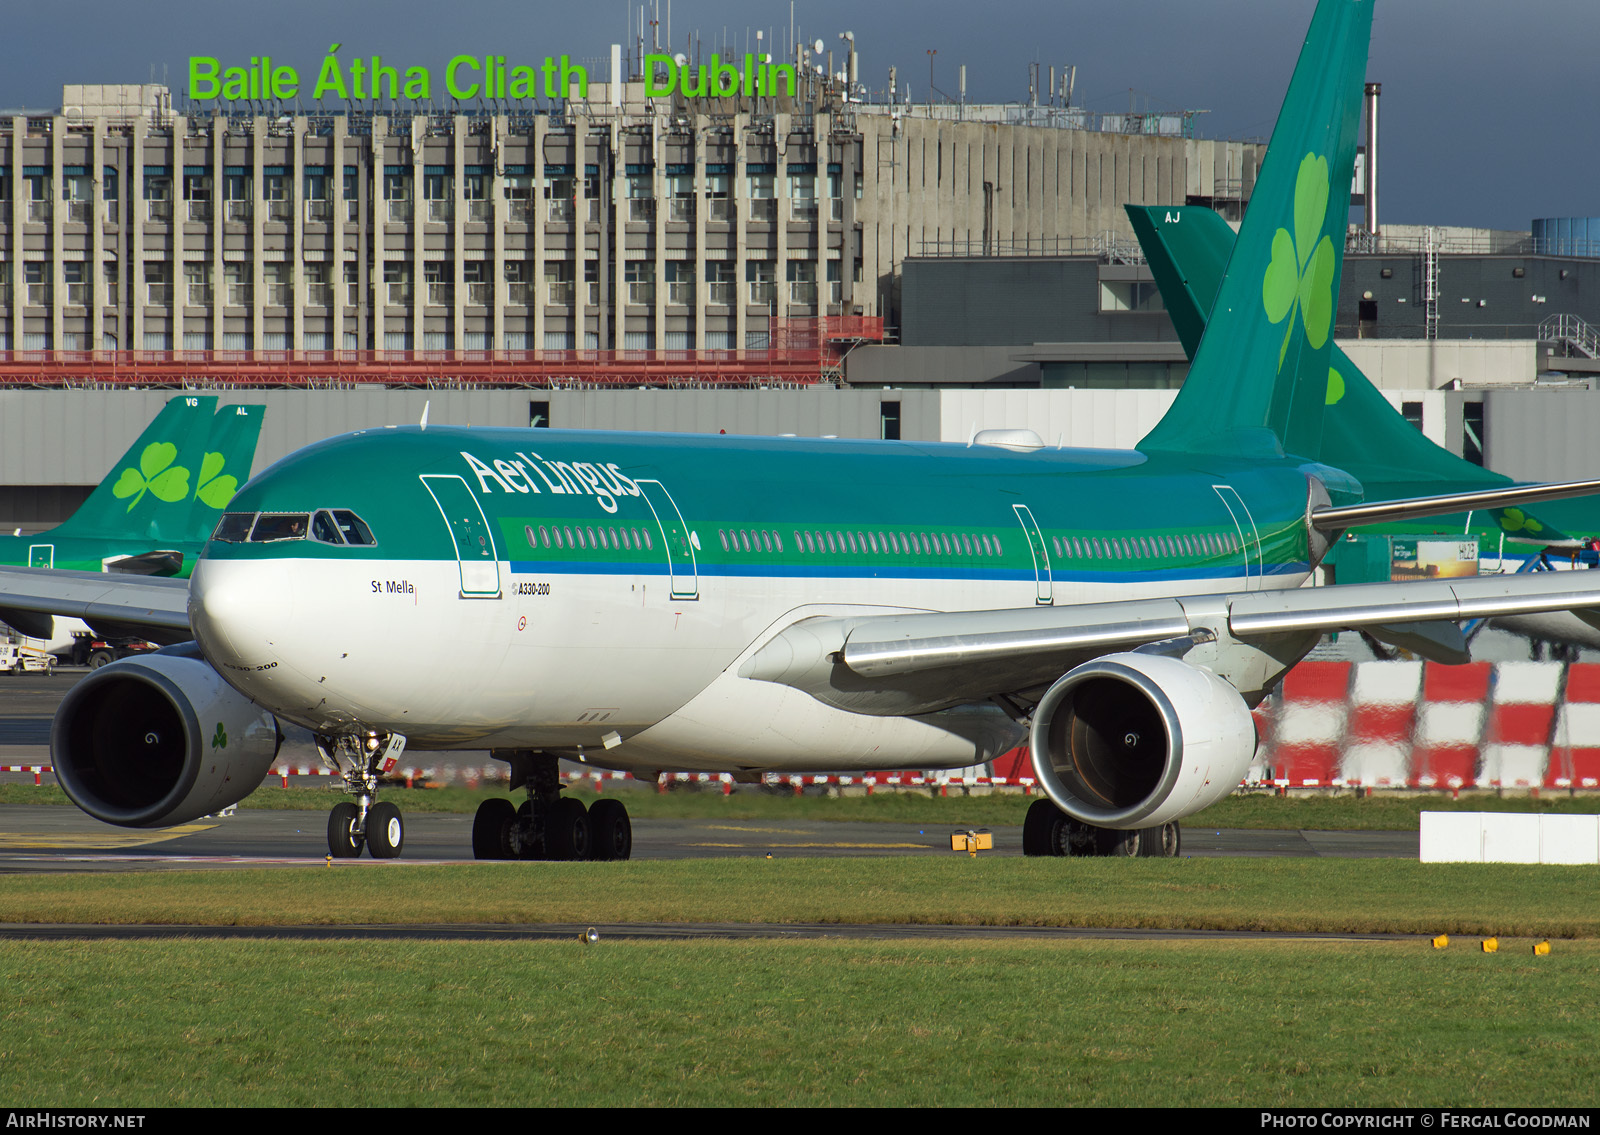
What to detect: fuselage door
<box><xmin>1012</xmin><ymin>504</ymin><xmax>1053</xmax><ymax>605</ymax></box>
<box><xmin>1212</xmin><ymin>485</ymin><xmax>1262</xmax><ymax>591</ymax></box>
<box><xmin>421</xmin><ymin>474</ymin><xmax>502</xmax><ymax>598</ymax></box>
<box><xmin>28</xmin><ymin>544</ymin><xmax>53</xmax><ymax>569</ymax></box>
<box><xmin>636</xmin><ymin>478</ymin><xmax>698</xmax><ymax>600</ymax></box>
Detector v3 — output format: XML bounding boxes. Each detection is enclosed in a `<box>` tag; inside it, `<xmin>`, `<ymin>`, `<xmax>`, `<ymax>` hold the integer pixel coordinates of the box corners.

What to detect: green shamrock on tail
<box><xmin>1498</xmin><ymin>508</ymin><xmax>1544</xmax><ymax>536</ymax></box>
<box><xmin>195</xmin><ymin>451</ymin><xmax>240</xmax><ymax>509</ymax></box>
<box><xmin>112</xmin><ymin>442</ymin><xmax>191</xmax><ymax>512</ymax></box>
<box><xmin>1263</xmin><ymin>152</ymin><xmax>1337</xmax><ymax>372</ymax></box>
<box><xmin>211</xmin><ymin>722</ymin><xmax>228</xmax><ymax>750</ymax></box>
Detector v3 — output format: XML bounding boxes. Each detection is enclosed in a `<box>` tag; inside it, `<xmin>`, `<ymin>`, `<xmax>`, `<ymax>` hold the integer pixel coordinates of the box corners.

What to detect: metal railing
<box><xmin>708</xmin><ymin>282</ymin><xmax>735</xmax><ymax>307</ymax></box>
<box><xmin>791</xmin><ymin>198</ymin><xmax>818</xmax><ymax>221</ymax></box>
<box><xmin>0</xmin><ymin>325</ymin><xmax>888</xmax><ymax>389</ymax></box>
<box><xmin>667</xmin><ymin>282</ymin><xmax>695</xmax><ymax>306</ymax></box>
<box><xmin>187</xmin><ymin>284</ymin><xmax>213</xmax><ymax>307</ymax></box>
<box><xmin>544</xmin><ymin>281</ymin><xmax>572</xmax><ymax>306</ymax></box>
<box><xmin>64</xmin><ymin>201</ymin><xmax>90</xmax><ymax>223</ymax></box>
<box><xmin>748</xmin><ymin>281</ymin><xmax>775</xmax><ymax>305</ymax></box>
<box><xmin>627</xmin><ymin>198</ymin><xmax>655</xmax><ymax>222</ymax></box>
<box><xmin>306</xmin><ymin>284</ymin><xmax>333</xmax><ymax>307</ymax></box>
<box><xmin>386</xmin><ymin>200</ymin><xmax>413</xmax><ymax>223</ymax></box>
<box><xmin>466</xmin><ymin>199</ymin><xmax>491</xmax><ymax>222</ymax></box>
<box><xmin>547</xmin><ymin>198</ymin><xmax>573</xmax><ymax>222</ymax></box>
<box><xmin>345</xmin><ymin>200</ymin><xmax>361</xmax><ymax>223</ymax></box>
<box><xmin>146</xmin><ymin>284</ymin><xmax>172</xmax><ymax>306</ymax></box>
<box><xmin>748</xmin><ymin>198</ymin><xmax>776</xmax><ymax>222</ymax></box>
<box><xmin>707</xmin><ymin>198</ymin><xmax>733</xmax><ymax>222</ymax></box>
<box><xmin>63</xmin><ymin>283</ymin><xmax>89</xmax><ymax>307</ymax></box>
<box><xmin>227</xmin><ymin>284</ymin><xmax>253</xmax><ymax>307</ymax></box>
<box><xmin>830</xmin><ymin>198</ymin><xmax>843</xmax><ymax>222</ymax></box>
<box><xmin>467</xmin><ymin>282</ymin><xmax>493</xmax><ymax>306</ymax></box>
<box><xmin>145</xmin><ymin>200</ymin><xmax>171</xmax><ymax>222</ymax></box>
<box><xmin>27</xmin><ymin>200</ymin><xmax>51</xmax><ymax>223</ymax></box>
<box><xmin>668</xmin><ymin>198</ymin><xmax>695</xmax><ymax>222</ymax></box>
<box><xmin>426</xmin><ymin>199</ymin><xmax>454</xmax><ymax>223</ymax></box>
<box><xmin>426</xmin><ymin>283</ymin><xmax>454</xmax><ymax>306</ymax></box>
<box><xmin>916</xmin><ymin>231</ymin><xmax>1147</xmax><ymax>263</ymax></box>
<box><xmin>627</xmin><ymin>282</ymin><xmax>655</xmax><ymax>305</ymax></box>
<box><xmin>25</xmin><ymin>284</ymin><xmax>52</xmax><ymax>306</ymax></box>
<box><xmin>507</xmin><ymin>199</ymin><xmax>534</xmax><ymax>222</ymax></box>
<box><xmin>266</xmin><ymin>199</ymin><xmax>291</xmax><ymax>222</ymax></box>
<box><xmin>187</xmin><ymin>199</ymin><xmax>212</xmax><ymax>222</ymax></box>
<box><xmin>1539</xmin><ymin>314</ymin><xmax>1600</xmax><ymax>360</ymax></box>
<box><xmin>305</xmin><ymin>199</ymin><xmax>332</xmax><ymax>222</ymax></box>
<box><xmin>225</xmin><ymin>200</ymin><xmax>252</xmax><ymax>222</ymax></box>
<box><xmin>386</xmin><ymin>283</ymin><xmax>413</xmax><ymax>306</ymax></box>
<box><xmin>507</xmin><ymin>282</ymin><xmax>535</xmax><ymax>305</ymax></box>
<box><xmin>788</xmin><ymin>281</ymin><xmax>818</xmax><ymax>305</ymax></box>
<box><xmin>264</xmin><ymin>283</ymin><xmax>291</xmax><ymax>307</ymax></box>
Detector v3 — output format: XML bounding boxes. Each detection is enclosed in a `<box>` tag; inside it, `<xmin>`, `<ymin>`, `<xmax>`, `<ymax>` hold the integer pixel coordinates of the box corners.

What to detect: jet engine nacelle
<box><xmin>1029</xmin><ymin>653</ymin><xmax>1256</xmax><ymax>830</ymax></box>
<box><xmin>52</xmin><ymin>653</ymin><xmax>281</xmax><ymax>828</ymax></box>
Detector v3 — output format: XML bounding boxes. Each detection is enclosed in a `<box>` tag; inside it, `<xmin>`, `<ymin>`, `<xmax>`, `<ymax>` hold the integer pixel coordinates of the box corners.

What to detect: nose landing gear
<box><xmin>317</xmin><ymin>731</ymin><xmax>408</xmax><ymax>860</ymax></box>
<box><xmin>472</xmin><ymin>749</ymin><xmax>631</xmax><ymax>862</ymax></box>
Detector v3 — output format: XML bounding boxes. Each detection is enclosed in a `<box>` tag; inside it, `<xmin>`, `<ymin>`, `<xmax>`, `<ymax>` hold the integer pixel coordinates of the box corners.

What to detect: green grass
<box><xmin>6</xmin><ymin>779</ymin><xmax>1600</xmax><ymax>829</ymax></box>
<box><xmin>2</xmin><ymin>937</ymin><xmax>1595</xmax><ymax>1106</ymax></box>
<box><xmin>3</xmin><ymin>859</ymin><xmax>1600</xmax><ymax>938</ymax></box>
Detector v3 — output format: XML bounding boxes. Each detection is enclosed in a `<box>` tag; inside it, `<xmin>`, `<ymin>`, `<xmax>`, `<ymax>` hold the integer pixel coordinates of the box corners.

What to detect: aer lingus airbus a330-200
<box><xmin>9</xmin><ymin>0</ymin><xmax>1600</xmax><ymax>863</ymax></box>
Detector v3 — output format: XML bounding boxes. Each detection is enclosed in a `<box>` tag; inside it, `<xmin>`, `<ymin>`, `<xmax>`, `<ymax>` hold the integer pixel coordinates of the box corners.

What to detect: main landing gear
<box><xmin>1022</xmin><ymin>798</ymin><xmax>1181</xmax><ymax>858</ymax></box>
<box><xmin>472</xmin><ymin>750</ymin><xmax>632</xmax><ymax>861</ymax></box>
<box><xmin>319</xmin><ymin>732</ymin><xmax>408</xmax><ymax>860</ymax></box>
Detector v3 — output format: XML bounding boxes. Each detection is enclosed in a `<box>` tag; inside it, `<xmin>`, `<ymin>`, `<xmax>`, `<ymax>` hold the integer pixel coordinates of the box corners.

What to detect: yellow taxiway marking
<box><xmin>0</xmin><ymin>824</ymin><xmax>217</xmax><ymax>850</ymax></box>
<box><xmin>690</xmin><ymin>841</ymin><xmax>931</xmax><ymax>850</ymax></box>
<box><xmin>702</xmin><ymin>824</ymin><xmax>817</xmax><ymax>835</ymax></box>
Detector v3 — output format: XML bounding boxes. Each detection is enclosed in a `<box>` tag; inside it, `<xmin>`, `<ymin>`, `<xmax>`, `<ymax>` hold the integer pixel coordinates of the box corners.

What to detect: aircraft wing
<box><xmin>740</xmin><ymin>571</ymin><xmax>1600</xmax><ymax>716</ymax></box>
<box><xmin>0</xmin><ymin>566</ymin><xmax>191</xmax><ymax>645</ymax></box>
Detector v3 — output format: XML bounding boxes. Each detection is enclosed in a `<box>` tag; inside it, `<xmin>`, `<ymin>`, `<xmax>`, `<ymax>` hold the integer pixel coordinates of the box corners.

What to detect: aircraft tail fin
<box><xmin>1139</xmin><ymin>0</ymin><xmax>1373</xmax><ymax>460</ymax></box>
<box><xmin>54</xmin><ymin>396</ymin><xmax>221</xmax><ymax>544</ymax></box>
<box><xmin>181</xmin><ymin>403</ymin><xmax>265</xmax><ymax>543</ymax></box>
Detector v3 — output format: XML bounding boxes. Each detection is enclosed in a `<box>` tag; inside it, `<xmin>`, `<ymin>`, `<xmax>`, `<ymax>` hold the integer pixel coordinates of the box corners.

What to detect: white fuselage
<box><xmin>189</xmin><ymin>549</ymin><xmax>1307</xmax><ymax>775</ymax></box>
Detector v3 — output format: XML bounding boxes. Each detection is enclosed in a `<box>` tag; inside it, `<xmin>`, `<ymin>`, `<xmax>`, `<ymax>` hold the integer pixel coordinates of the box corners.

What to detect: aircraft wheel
<box><xmin>367</xmin><ymin>802</ymin><xmax>404</xmax><ymax>859</ymax></box>
<box><xmin>588</xmin><ymin>798</ymin><xmax>632</xmax><ymax>861</ymax></box>
<box><xmin>472</xmin><ymin>798</ymin><xmax>516</xmax><ymax>860</ymax></box>
<box><xmin>328</xmin><ymin>802</ymin><xmax>364</xmax><ymax>858</ymax></box>
<box><xmin>545</xmin><ymin>796</ymin><xmax>590</xmax><ymax>861</ymax></box>
<box><xmin>1022</xmin><ymin>798</ymin><xmax>1066</xmax><ymax>857</ymax></box>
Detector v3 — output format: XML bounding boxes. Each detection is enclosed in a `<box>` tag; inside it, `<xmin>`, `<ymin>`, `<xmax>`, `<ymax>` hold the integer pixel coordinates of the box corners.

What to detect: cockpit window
<box><xmin>213</xmin><ymin>512</ymin><xmax>256</xmax><ymax>543</ymax></box>
<box><xmin>332</xmin><ymin>510</ymin><xmax>377</xmax><ymax>546</ymax></box>
<box><xmin>250</xmin><ymin>513</ymin><xmax>310</xmax><ymax>542</ymax></box>
<box><xmin>311</xmin><ymin>511</ymin><xmax>345</xmax><ymax>545</ymax></box>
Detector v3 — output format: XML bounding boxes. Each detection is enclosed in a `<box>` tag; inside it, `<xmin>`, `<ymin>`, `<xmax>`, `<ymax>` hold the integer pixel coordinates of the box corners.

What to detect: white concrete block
<box><xmin>1275</xmin><ymin>702</ymin><xmax>1344</xmax><ymax>745</ymax></box>
<box><xmin>1339</xmin><ymin>743</ymin><xmax>1412</xmax><ymax>786</ymax></box>
<box><xmin>1538</xmin><ymin>815</ymin><xmax>1600</xmax><ymax>865</ymax></box>
<box><xmin>1481</xmin><ymin>812</ymin><xmax>1542</xmax><ymax>863</ymax></box>
<box><xmin>1420</xmin><ymin>812</ymin><xmax>1485</xmax><ymax>862</ymax></box>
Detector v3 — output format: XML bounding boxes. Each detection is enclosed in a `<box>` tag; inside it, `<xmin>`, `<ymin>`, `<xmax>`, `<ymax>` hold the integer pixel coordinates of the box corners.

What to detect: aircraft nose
<box><xmin>190</xmin><ymin>559</ymin><xmax>294</xmax><ymax>665</ymax></box>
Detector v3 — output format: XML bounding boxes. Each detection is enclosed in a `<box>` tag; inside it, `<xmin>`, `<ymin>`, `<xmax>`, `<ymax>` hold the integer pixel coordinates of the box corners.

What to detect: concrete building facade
<box><xmin>0</xmin><ymin>85</ymin><xmax>1261</xmax><ymax>358</ymax></box>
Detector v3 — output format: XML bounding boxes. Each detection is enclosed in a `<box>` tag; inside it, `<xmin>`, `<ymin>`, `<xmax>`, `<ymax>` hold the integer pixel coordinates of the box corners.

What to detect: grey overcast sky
<box><xmin>4</xmin><ymin>0</ymin><xmax>1595</xmax><ymax>231</ymax></box>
